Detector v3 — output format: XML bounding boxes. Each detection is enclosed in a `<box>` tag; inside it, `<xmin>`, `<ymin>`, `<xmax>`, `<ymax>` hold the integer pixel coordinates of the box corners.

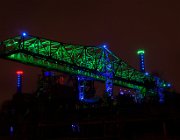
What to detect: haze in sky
<box><xmin>0</xmin><ymin>0</ymin><xmax>179</xmax><ymax>105</ymax></box>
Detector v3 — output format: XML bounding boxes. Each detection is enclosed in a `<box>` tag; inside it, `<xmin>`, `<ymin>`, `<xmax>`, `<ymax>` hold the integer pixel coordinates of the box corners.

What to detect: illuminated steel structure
<box><xmin>16</xmin><ymin>70</ymin><xmax>23</xmax><ymax>93</ymax></box>
<box><xmin>0</xmin><ymin>34</ymin><xmax>169</xmax><ymax>99</ymax></box>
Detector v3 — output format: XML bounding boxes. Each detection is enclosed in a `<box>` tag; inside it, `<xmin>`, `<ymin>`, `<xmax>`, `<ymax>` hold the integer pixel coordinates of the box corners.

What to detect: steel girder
<box><xmin>0</xmin><ymin>35</ymin><xmax>168</xmax><ymax>91</ymax></box>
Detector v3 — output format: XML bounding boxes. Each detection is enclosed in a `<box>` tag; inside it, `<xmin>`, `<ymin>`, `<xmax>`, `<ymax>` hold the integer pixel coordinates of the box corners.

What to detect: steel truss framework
<box><xmin>0</xmin><ymin>35</ymin><xmax>168</xmax><ymax>94</ymax></box>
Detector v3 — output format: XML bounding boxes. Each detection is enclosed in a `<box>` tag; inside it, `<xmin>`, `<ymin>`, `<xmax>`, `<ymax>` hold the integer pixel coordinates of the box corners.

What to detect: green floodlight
<box><xmin>137</xmin><ymin>49</ymin><xmax>145</xmax><ymax>55</ymax></box>
<box><xmin>163</xmin><ymin>83</ymin><xmax>166</xmax><ymax>87</ymax></box>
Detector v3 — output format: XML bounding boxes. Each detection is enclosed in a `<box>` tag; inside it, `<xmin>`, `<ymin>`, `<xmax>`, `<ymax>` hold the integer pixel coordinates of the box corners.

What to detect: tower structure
<box><xmin>137</xmin><ymin>49</ymin><xmax>145</xmax><ymax>72</ymax></box>
<box><xmin>16</xmin><ymin>70</ymin><xmax>23</xmax><ymax>93</ymax></box>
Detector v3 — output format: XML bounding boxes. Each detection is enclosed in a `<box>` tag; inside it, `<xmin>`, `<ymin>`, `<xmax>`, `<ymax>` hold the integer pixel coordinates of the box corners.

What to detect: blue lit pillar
<box><xmin>105</xmin><ymin>64</ymin><xmax>113</xmax><ymax>97</ymax></box>
<box><xmin>78</xmin><ymin>77</ymin><xmax>85</xmax><ymax>101</ymax></box>
<box><xmin>155</xmin><ymin>77</ymin><xmax>164</xmax><ymax>103</ymax></box>
<box><xmin>103</xmin><ymin>45</ymin><xmax>114</xmax><ymax>98</ymax></box>
<box><xmin>137</xmin><ymin>49</ymin><xmax>145</xmax><ymax>72</ymax></box>
<box><xmin>16</xmin><ymin>70</ymin><xmax>23</xmax><ymax>93</ymax></box>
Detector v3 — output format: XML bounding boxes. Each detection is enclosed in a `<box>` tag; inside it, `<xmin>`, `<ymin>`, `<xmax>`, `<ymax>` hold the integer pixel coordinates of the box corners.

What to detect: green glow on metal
<box><xmin>137</xmin><ymin>49</ymin><xmax>145</xmax><ymax>55</ymax></box>
<box><xmin>0</xmin><ymin>35</ymin><xmax>169</xmax><ymax>93</ymax></box>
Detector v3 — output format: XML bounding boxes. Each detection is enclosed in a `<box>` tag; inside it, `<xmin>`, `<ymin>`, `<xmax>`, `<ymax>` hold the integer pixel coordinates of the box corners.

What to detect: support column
<box><xmin>105</xmin><ymin>64</ymin><xmax>113</xmax><ymax>97</ymax></box>
<box><xmin>137</xmin><ymin>49</ymin><xmax>145</xmax><ymax>72</ymax></box>
<box><xmin>155</xmin><ymin>77</ymin><xmax>164</xmax><ymax>103</ymax></box>
<box><xmin>16</xmin><ymin>70</ymin><xmax>23</xmax><ymax>93</ymax></box>
<box><xmin>102</xmin><ymin>46</ymin><xmax>114</xmax><ymax>98</ymax></box>
<box><xmin>78</xmin><ymin>77</ymin><xmax>85</xmax><ymax>101</ymax></box>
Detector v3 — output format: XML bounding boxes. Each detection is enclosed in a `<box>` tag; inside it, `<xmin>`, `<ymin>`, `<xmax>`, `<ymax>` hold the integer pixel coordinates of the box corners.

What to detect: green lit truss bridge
<box><xmin>0</xmin><ymin>34</ymin><xmax>169</xmax><ymax>97</ymax></box>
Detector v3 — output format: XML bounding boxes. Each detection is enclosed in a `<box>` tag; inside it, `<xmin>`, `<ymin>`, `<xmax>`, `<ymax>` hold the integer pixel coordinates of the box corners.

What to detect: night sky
<box><xmin>0</xmin><ymin>0</ymin><xmax>179</xmax><ymax>105</ymax></box>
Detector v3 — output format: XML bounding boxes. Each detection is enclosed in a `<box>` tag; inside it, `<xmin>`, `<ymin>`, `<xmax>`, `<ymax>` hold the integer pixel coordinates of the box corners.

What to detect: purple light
<box><xmin>120</xmin><ymin>91</ymin><xmax>124</xmax><ymax>95</ymax></box>
<box><xmin>9</xmin><ymin>126</ymin><xmax>14</xmax><ymax>136</ymax></box>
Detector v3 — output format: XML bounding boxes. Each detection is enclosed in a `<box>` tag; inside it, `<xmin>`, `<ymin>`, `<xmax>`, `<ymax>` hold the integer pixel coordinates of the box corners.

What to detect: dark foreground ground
<box><xmin>0</xmin><ymin>85</ymin><xmax>180</xmax><ymax>140</ymax></box>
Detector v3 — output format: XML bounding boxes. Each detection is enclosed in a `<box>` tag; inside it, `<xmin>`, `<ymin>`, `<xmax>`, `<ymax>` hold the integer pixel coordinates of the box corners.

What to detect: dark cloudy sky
<box><xmin>0</xmin><ymin>0</ymin><xmax>179</xmax><ymax>105</ymax></box>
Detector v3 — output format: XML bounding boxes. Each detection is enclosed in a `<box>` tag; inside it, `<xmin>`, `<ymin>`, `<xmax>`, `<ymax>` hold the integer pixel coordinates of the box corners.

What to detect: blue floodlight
<box><xmin>167</xmin><ymin>83</ymin><xmax>171</xmax><ymax>87</ymax></box>
<box><xmin>103</xmin><ymin>45</ymin><xmax>107</xmax><ymax>48</ymax></box>
<box><xmin>145</xmin><ymin>72</ymin><xmax>149</xmax><ymax>76</ymax></box>
<box><xmin>22</xmin><ymin>32</ymin><xmax>27</xmax><ymax>37</ymax></box>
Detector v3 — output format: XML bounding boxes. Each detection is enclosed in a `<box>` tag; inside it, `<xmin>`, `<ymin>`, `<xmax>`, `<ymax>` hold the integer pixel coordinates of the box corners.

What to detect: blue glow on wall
<box><xmin>9</xmin><ymin>126</ymin><xmax>14</xmax><ymax>136</ymax></box>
